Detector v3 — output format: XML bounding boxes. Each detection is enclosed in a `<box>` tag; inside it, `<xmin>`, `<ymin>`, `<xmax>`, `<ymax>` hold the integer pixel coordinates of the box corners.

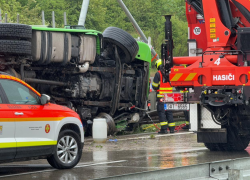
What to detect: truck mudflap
<box><xmin>197</xmin><ymin>105</ymin><xmax>227</xmax><ymax>143</ymax></box>
<box><xmin>197</xmin><ymin>129</ymin><xmax>227</xmax><ymax>143</ymax></box>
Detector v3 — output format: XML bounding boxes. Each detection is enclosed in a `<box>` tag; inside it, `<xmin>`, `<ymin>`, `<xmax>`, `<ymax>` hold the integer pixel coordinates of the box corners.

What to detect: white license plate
<box><xmin>164</xmin><ymin>103</ymin><xmax>189</xmax><ymax>110</ymax></box>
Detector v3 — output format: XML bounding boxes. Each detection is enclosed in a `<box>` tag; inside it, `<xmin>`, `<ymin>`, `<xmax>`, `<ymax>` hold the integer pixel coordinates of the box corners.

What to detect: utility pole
<box><xmin>42</xmin><ymin>10</ymin><xmax>45</xmax><ymax>25</ymax></box>
<box><xmin>117</xmin><ymin>0</ymin><xmax>159</xmax><ymax>60</ymax></box>
<box><xmin>64</xmin><ymin>12</ymin><xmax>67</xmax><ymax>26</ymax></box>
<box><xmin>0</xmin><ymin>9</ymin><xmax>2</xmax><ymax>23</ymax></box>
<box><xmin>78</xmin><ymin>0</ymin><xmax>90</xmax><ymax>26</ymax></box>
<box><xmin>52</xmin><ymin>11</ymin><xmax>55</xmax><ymax>28</ymax></box>
<box><xmin>17</xmin><ymin>14</ymin><xmax>19</xmax><ymax>23</ymax></box>
<box><xmin>5</xmin><ymin>13</ymin><xmax>7</xmax><ymax>23</ymax></box>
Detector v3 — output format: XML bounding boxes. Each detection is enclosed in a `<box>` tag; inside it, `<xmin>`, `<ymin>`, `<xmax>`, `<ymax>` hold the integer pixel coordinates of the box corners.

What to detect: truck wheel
<box><xmin>219</xmin><ymin>143</ymin><xmax>230</xmax><ymax>151</ymax></box>
<box><xmin>204</xmin><ymin>143</ymin><xmax>222</xmax><ymax>151</ymax></box>
<box><xmin>84</xmin><ymin>123</ymin><xmax>92</xmax><ymax>137</ymax></box>
<box><xmin>47</xmin><ymin>129</ymin><xmax>82</xmax><ymax>169</ymax></box>
<box><xmin>97</xmin><ymin>113</ymin><xmax>116</xmax><ymax>135</ymax></box>
<box><xmin>223</xmin><ymin>126</ymin><xmax>249</xmax><ymax>151</ymax></box>
<box><xmin>0</xmin><ymin>40</ymin><xmax>31</xmax><ymax>56</ymax></box>
<box><xmin>103</xmin><ymin>27</ymin><xmax>139</xmax><ymax>63</ymax></box>
<box><xmin>0</xmin><ymin>23</ymin><xmax>32</xmax><ymax>40</ymax></box>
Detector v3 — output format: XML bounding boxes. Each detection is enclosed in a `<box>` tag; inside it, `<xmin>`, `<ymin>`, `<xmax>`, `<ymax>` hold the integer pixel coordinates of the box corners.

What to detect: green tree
<box><xmin>35</xmin><ymin>0</ymin><xmax>67</xmax><ymax>27</ymax></box>
<box><xmin>0</xmin><ymin>0</ymin><xmax>41</xmax><ymax>24</ymax></box>
<box><xmin>1</xmin><ymin>0</ymin><xmax>188</xmax><ymax>58</ymax></box>
<box><xmin>84</xmin><ymin>0</ymin><xmax>107</xmax><ymax>31</ymax></box>
<box><xmin>114</xmin><ymin>0</ymin><xmax>188</xmax><ymax>58</ymax></box>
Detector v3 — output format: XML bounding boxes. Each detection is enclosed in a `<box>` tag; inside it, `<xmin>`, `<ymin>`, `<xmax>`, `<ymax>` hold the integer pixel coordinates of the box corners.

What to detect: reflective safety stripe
<box><xmin>171</xmin><ymin>73</ymin><xmax>183</xmax><ymax>81</ymax></box>
<box><xmin>159</xmin><ymin>87</ymin><xmax>173</xmax><ymax>90</ymax></box>
<box><xmin>157</xmin><ymin>94</ymin><xmax>164</xmax><ymax>97</ymax></box>
<box><xmin>0</xmin><ymin>141</ymin><xmax>57</xmax><ymax>148</ymax></box>
<box><xmin>185</xmin><ymin>73</ymin><xmax>197</xmax><ymax>81</ymax></box>
<box><xmin>0</xmin><ymin>117</ymin><xmax>64</xmax><ymax>122</ymax></box>
<box><xmin>0</xmin><ymin>142</ymin><xmax>16</xmax><ymax>148</ymax></box>
<box><xmin>170</xmin><ymin>73</ymin><xmax>198</xmax><ymax>82</ymax></box>
<box><xmin>157</xmin><ymin>70</ymin><xmax>173</xmax><ymax>97</ymax></box>
<box><xmin>160</xmin><ymin>122</ymin><xmax>168</xmax><ymax>126</ymax></box>
<box><xmin>159</xmin><ymin>91</ymin><xmax>173</xmax><ymax>94</ymax></box>
<box><xmin>168</xmin><ymin>123</ymin><xmax>176</xmax><ymax>127</ymax></box>
<box><xmin>17</xmin><ymin>141</ymin><xmax>57</xmax><ymax>147</ymax></box>
<box><xmin>152</xmin><ymin>81</ymin><xmax>159</xmax><ymax>87</ymax></box>
<box><xmin>185</xmin><ymin>121</ymin><xmax>190</xmax><ymax>125</ymax></box>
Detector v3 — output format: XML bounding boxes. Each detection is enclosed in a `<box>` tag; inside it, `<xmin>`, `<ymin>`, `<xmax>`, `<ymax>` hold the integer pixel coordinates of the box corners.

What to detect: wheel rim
<box><xmin>57</xmin><ymin>135</ymin><xmax>78</xmax><ymax>164</ymax></box>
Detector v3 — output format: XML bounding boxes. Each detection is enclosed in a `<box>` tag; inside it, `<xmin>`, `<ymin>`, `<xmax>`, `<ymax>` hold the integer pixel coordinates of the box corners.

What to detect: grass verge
<box><xmin>141</xmin><ymin>121</ymin><xmax>186</xmax><ymax>133</ymax></box>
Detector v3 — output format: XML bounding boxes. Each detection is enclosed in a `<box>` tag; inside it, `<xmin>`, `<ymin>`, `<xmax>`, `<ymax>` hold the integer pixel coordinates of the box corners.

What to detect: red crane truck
<box><xmin>162</xmin><ymin>0</ymin><xmax>250</xmax><ymax>151</ymax></box>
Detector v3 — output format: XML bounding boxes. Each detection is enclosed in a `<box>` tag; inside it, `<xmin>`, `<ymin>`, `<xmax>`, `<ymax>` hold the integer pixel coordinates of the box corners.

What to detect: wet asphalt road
<box><xmin>1</xmin><ymin>131</ymin><xmax>250</xmax><ymax>180</ymax></box>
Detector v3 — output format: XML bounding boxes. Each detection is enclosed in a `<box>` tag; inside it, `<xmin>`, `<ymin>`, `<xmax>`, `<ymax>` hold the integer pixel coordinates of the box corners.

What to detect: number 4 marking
<box><xmin>214</xmin><ymin>58</ymin><xmax>220</xmax><ymax>66</ymax></box>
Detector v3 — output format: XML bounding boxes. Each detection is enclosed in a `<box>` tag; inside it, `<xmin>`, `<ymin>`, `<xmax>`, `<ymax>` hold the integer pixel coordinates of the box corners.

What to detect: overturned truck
<box><xmin>0</xmin><ymin>24</ymin><xmax>151</xmax><ymax>135</ymax></box>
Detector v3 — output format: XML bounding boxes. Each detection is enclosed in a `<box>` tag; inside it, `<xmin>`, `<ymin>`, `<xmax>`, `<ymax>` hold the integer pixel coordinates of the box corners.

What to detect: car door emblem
<box><xmin>45</xmin><ymin>124</ymin><xmax>50</xmax><ymax>133</ymax></box>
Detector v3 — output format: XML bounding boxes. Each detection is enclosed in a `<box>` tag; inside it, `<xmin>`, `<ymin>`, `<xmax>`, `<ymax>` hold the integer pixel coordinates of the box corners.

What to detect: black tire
<box><xmin>47</xmin><ymin>129</ymin><xmax>82</xmax><ymax>169</ymax></box>
<box><xmin>84</xmin><ymin>123</ymin><xmax>92</xmax><ymax>137</ymax></box>
<box><xmin>207</xmin><ymin>126</ymin><xmax>249</xmax><ymax>151</ymax></box>
<box><xmin>103</xmin><ymin>27</ymin><xmax>139</xmax><ymax>63</ymax></box>
<box><xmin>0</xmin><ymin>23</ymin><xmax>32</xmax><ymax>40</ymax></box>
<box><xmin>0</xmin><ymin>40</ymin><xmax>31</xmax><ymax>56</ymax></box>
<box><xmin>204</xmin><ymin>143</ymin><xmax>222</xmax><ymax>151</ymax></box>
<box><xmin>97</xmin><ymin>113</ymin><xmax>116</xmax><ymax>135</ymax></box>
<box><xmin>217</xmin><ymin>143</ymin><xmax>234</xmax><ymax>151</ymax></box>
<box><xmin>222</xmin><ymin>126</ymin><xmax>249</xmax><ymax>151</ymax></box>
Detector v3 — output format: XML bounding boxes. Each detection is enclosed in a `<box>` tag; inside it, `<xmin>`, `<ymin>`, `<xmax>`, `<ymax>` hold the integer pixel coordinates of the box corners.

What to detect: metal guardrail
<box><xmin>0</xmin><ymin>9</ymin><xmax>67</xmax><ymax>27</ymax></box>
<box><xmin>94</xmin><ymin>157</ymin><xmax>250</xmax><ymax>180</ymax></box>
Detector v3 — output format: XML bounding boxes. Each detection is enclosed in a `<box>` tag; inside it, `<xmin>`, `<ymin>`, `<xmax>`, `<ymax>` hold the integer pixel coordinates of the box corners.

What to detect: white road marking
<box><xmin>76</xmin><ymin>160</ymin><xmax>127</xmax><ymax>168</ymax></box>
<box><xmin>116</xmin><ymin>132</ymin><xmax>194</xmax><ymax>141</ymax></box>
<box><xmin>156</xmin><ymin>132</ymin><xmax>194</xmax><ymax>137</ymax></box>
<box><xmin>94</xmin><ymin>165</ymin><xmax>160</xmax><ymax>169</ymax></box>
<box><xmin>0</xmin><ymin>169</ymin><xmax>55</xmax><ymax>178</ymax></box>
<box><xmin>0</xmin><ymin>160</ymin><xmax>127</xmax><ymax>178</ymax></box>
<box><xmin>84</xmin><ymin>132</ymin><xmax>194</xmax><ymax>143</ymax></box>
<box><xmin>172</xmin><ymin>147</ymin><xmax>208</xmax><ymax>153</ymax></box>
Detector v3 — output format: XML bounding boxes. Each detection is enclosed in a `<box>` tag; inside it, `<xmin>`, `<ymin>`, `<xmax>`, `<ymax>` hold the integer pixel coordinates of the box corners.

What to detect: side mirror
<box><xmin>41</xmin><ymin>94</ymin><xmax>51</xmax><ymax>105</ymax></box>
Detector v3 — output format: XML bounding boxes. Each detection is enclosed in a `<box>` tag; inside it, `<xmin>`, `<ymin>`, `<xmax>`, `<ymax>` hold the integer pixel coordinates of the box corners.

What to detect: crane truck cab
<box><xmin>161</xmin><ymin>0</ymin><xmax>250</xmax><ymax>151</ymax></box>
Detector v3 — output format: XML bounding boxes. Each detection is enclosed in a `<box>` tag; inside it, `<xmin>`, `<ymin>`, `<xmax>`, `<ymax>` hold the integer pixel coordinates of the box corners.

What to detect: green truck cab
<box><xmin>0</xmin><ymin>23</ymin><xmax>151</xmax><ymax>135</ymax></box>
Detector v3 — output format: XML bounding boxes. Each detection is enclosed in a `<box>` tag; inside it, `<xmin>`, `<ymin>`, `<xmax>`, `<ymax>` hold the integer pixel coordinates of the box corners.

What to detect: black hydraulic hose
<box><xmin>186</xmin><ymin>0</ymin><xmax>203</xmax><ymax>16</ymax></box>
<box><xmin>231</xmin><ymin>0</ymin><xmax>250</xmax><ymax>24</ymax></box>
<box><xmin>114</xmin><ymin>112</ymin><xmax>130</xmax><ymax>120</ymax></box>
<box><xmin>145</xmin><ymin>111</ymin><xmax>161</xmax><ymax>131</ymax></box>
<box><xmin>191</xmin><ymin>1</ymin><xmax>203</xmax><ymax>16</ymax></box>
<box><xmin>204</xmin><ymin>105</ymin><xmax>228</xmax><ymax>126</ymax></box>
<box><xmin>128</xmin><ymin>102</ymin><xmax>157</xmax><ymax>125</ymax></box>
